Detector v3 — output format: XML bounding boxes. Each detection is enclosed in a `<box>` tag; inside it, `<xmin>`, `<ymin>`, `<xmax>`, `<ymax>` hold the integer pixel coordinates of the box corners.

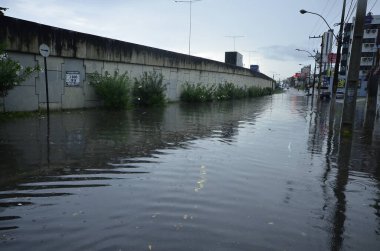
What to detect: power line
<box><xmin>311</xmin><ymin>0</ymin><xmax>340</xmax><ymax>39</ymax></box>
<box><xmin>369</xmin><ymin>0</ymin><xmax>378</xmax><ymax>12</ymax></box>
<box><xmin>345</xmin><ymin>0</ymin><xmax>355</xmax><ymax>21</ymax></box>
<box><xmin>307</xmin><ymin>1</ymin><xmax>330</xmax><ymax>50</ymax></box>
<box><xmin>345</xmin><ymin>0</ymin><xmax>358</xmax><ymax>23</ymax></box>
<box><xmin>309</xmin><ymin>0</ymin><xmax>335</xmax><ymax>37</ymax></box>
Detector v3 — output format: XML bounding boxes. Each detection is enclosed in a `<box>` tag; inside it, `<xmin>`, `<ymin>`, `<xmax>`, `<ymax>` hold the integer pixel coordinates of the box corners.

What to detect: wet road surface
<box><xmin>0</xmin><ymin>89</ymin><xmax>379</xmax><ymax>250</ymax></box>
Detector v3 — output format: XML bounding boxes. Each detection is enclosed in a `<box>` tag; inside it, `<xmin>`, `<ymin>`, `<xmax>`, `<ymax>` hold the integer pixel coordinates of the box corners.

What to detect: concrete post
<box><xmin>364</xmin><ymin>49</ymin><xmax>380</xmax><ymax>130</ymax></box>
<box><xmin>329</xmin><ymin>0</ymin><xmax>346</xmax><ymax>127</ymax></box>
<box><xmin>311</xmin><ymin>60</ymin><xmax>317</xmax><ymax>99</ymax></box>
<box><xmin>318</xmin><ymin>36</ymin><xmax>324</xmax><ymax>97</ymax></box>
<box><xmin>340</xmin><ymin>0</ymin><xmax>367</xmax><ymax>137</ymax></box>
<box><xmin>331</xmin><ymin>0</ymin><xmax>346</xmax><ymax>99</ymax></box>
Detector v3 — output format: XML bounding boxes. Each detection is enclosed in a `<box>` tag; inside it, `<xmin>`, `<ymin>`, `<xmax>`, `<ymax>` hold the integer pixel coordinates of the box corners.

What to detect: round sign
<box><xmin>39</xmin><ymin>44</ymin><xmax>50</xmax><ymax>57</ymax></box>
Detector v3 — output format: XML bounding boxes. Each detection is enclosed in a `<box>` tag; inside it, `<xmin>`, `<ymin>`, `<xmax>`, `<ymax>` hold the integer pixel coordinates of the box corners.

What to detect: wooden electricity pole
<box><xmin>340</xmin><ymin>0</ymin><xmax>368</xmax><ymax>137</ymax></box>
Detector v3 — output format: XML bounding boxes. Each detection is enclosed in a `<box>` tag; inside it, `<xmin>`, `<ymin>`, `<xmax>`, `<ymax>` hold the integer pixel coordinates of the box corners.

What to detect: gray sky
<box><xmin>3</xmin><ymin>0</ymin><xmax>380</xmax><ymax>79</ymax></box>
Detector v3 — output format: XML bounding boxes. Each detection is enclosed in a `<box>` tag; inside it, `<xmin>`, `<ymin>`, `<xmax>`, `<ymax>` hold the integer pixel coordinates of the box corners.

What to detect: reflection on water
<box><xmin>194</xmin><ymin>165</ymin><xmax>207</xmax><ymax>192</ymax></box>
<box><xmin>0</xmin><ymin>89</ymin><xmax>379</xmax><ymax>250</ymax></box>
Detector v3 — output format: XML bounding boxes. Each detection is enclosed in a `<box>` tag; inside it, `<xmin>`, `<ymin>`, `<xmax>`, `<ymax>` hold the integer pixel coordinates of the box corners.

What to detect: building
<box><xmin>321</xmin><ymin>30</ymin><xmax>335</xmax><ymax>90</ymax></box>
<box><xmin>250</xmin><ymin>65</ymin><xmax>260</xmax><ymax>73</ymax></box>
<box><xmin>340</xmin><ymin>13</ymin><xmax>380</xmax><ymax>97</ymax></box>
<box><xmin>225</xmin><ymin>51</ymin><xmax>243</xmax><ymax>67</ymax></box>
<box><xmin>300</xmin><ymin>65</ymin><xmax>311</xmax><ymax>85</ymax></box>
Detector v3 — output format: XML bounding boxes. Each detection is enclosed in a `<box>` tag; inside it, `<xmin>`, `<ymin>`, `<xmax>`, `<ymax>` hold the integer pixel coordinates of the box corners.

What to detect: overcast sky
<box><xmin>2</xmin><ymin>0</ymin><xmax>380</xmax><ymax>79</ymax></box>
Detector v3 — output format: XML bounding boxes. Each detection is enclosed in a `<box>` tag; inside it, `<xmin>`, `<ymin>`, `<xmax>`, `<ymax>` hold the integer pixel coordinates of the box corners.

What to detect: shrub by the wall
<box><xmin>0</xmin><ymin>43</ymin><xmax>40</xmax><ymax>100</ymax></box>
<box><xmin>180</xmin><ymin>82</ymin><xmax>214</xmax><ymax>102</ymax></box>
<box><xmin>133</xmin><ymin>71</ymin><xmax>167</xmax><ymax>106</ymax></box>
<box><xmin>88</xmin><ymin>71</ymin><xmax>131</xmax><ymax>110</ymax></box>
<box><xmin>214</xmin><ymin>82</ymin><xmax>248</xmax><ymax>100</ymax></box>
<box><xmin>181</xmin><ymin>81</ymin><xmax>272</xmax><ymax>102</ymax></box>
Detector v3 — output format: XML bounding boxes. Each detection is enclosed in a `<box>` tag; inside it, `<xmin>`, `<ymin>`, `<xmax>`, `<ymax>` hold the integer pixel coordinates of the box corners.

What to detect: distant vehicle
<box><xmin>336</xmin><ymin>91</ymin><xmax>344</xmax><ymax>99</ymax></box>
<box><xmin>319</xmin><ymin>88</ymin><xmax>331</xmax><ymax>100</ymax></box>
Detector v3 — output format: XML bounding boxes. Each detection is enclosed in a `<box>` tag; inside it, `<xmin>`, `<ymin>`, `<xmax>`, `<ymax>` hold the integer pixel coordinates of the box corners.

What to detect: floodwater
<box><xmin>0</xmin><ymin>89</ymin><xmax>379</xmax><ymax>251</ymax></box>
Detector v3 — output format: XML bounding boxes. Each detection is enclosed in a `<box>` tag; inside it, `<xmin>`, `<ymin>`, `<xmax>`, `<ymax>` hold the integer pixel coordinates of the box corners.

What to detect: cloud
<box><xmin>258</xmin><ymin>44</ymin><xmax>307</xmax><ymax>61</ymax></box>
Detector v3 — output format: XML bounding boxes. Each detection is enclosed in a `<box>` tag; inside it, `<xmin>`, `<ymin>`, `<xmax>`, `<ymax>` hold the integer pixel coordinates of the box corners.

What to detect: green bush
<box><xmin>180</xmin><ymin>81</ymin><xmax>272</xmax><ymax>102</ymax></box>
<box><xmin>180</xmin><ymin>82</ymin><xmax>214</xmax><ymax>102</ymax></box>
<box><xmin>88</xmin><ymin>71</ymin><xmax>131</xmax><ymax>110</ymax></box>
<box><xmin>263</xmin><ymin>87</ymin><xmax>273</xmax><ymax>95</ymax></box>
<box><xmin>247</xmin><ymin>86</ymin><xmax>273</xmax><ymax>97</ymax></box>
<box><xmin>214</xmin><ymin>82</ymin><xmax>248</xmax><ymax>100</ymax></box>
<box><xmin>0</xmin><ymin>42</ymin><xmax>40</xmax><ymax>99</ymax></box>
<box><xmin>133</xmin><ymin>71</ymin><xmax>167</xmax><ymax>106</ymax></box>
<box><xmin>232</xmin><ymin>85</ymin><xmax>248</xmax><ymax>99</ymax></box>
<box><xmin>247</xmin><ymin>86</ymin><xmax>262</xmax><ymax>97</ymax></box>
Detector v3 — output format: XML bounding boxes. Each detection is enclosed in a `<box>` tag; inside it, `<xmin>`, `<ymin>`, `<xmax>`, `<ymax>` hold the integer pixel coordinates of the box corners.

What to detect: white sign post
<box><xmin>39</xmin><ymin>44</ymin><xmax>50</xmax><ymax>115</ymax></box>
<box><xmin>39</xmin><ymin>44</ymin><xmax>51</xmax><ymax>164</ymax></box>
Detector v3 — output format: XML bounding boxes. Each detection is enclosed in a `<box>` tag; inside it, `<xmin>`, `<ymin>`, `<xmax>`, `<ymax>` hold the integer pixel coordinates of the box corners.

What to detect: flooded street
<box><xmin>0</xmin><ymin>89</ymin><xmax>379</xmax><ymax>250</ymax></box>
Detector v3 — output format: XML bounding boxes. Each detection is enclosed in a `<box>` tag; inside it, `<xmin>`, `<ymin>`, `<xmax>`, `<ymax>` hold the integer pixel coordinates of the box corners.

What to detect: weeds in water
<box><xmin>247</xmin><ymin>86</ymin><xmax>273</xmax><ymax>97</ymax></box>
<box><xmin>133</xmin><ymin>71</ymin><xmax>167</xmax><ymax>106</ymax></box>
<box><xmin>88</xmin><ymin>71</ymin><xmax>131</xmax><ymax>110</ymax></box>
<box><xmin>180</xmin><ymin>82</ymin><xmax>214</xmax><ymax>102</ymax></box>
<box><xmin>215</xmin><ymin>82</ymin><xmax>248</xmax><ymax>100</ymax></box>
<box><xmin>181</xmin><ymin>81</ymin><xmax>272</xmax><ymax>103</ymax></box>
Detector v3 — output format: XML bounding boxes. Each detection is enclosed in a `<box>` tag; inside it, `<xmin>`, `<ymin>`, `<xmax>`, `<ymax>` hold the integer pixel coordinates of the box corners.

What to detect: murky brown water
<box><xmin>0</xmin><ymin>89</ymin><xmax>379</xmax><ymax>251</ymax></box>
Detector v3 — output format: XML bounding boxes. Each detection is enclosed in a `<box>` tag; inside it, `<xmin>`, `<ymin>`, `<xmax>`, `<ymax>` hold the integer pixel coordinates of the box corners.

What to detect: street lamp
<box><xmin>174</xmin><ymin>0</ymin><xmax>202</xmax><ymax>56</ymax></box>
<box><xmin>296</xmin><ymin>48</ymin><xmax>316</xmax><ymax>59</ymax></box>
<box><xmin>299</xmin><ymin>9</ymin><xmax>337</xmax><ymax>40</ymax></box>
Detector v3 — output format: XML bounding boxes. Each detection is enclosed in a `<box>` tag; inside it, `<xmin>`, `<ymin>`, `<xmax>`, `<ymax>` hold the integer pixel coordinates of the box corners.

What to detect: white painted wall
<box><xmin>2</xmin><ymin>53</ymin><xmax>272</xmax><ymax>112</ymax></box>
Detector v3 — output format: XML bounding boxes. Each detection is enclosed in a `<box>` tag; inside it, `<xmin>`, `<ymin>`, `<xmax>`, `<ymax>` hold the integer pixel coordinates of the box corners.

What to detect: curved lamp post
<box><xmin>296</xmin><ymin>48</ymin><xmax>315</xmax><ymax>59</ymax></box>
<box><xmin>300</xmin><ymin>9</ymin><xmax>337</xmax><ymax>40</ymax></box>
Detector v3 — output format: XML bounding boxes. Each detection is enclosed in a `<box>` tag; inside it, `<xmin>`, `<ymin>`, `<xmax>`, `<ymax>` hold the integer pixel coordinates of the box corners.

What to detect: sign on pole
<box><xmin>39</xmin><ymin>44</ymin><xmax>50</xmax><ymax>57</ymax></box>
<box><xmin>39</xmin><ymin>44</ymin><xmax>50</xmax><ymax>116</ymax></box>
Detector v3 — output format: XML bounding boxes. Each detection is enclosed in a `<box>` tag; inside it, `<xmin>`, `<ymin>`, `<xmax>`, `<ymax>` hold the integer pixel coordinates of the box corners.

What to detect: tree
<box><xmin>0</xmin><ymin>43</ymin><xmax>40</xmax><ymax>99</ymax></box>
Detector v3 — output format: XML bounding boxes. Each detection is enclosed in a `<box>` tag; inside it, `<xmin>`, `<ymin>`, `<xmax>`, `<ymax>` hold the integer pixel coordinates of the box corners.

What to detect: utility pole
<box><xmin>319</xmin><ymin>36</ymin><xmax>324</xmax><ymax>97</ymax></box>
<box><xmin>174</xmin><ymin>0</ymin><xmax>202</xmax><ymax>56</ymax></box>
<box><xmin>331</xmin><ymin>0</ymin><xmax>346</xmax><ymax>99</ymax></box>
<box><xmin>364</xmin><ymin>48</ymin><xmax>380</xmax><ymax>130</ymax></box>
<box><xmin>329</xmin><ymin>0</ymin><xmax>347</xmax><ymax>128</ymax></box>
<box><xmin>310</xmin><ymin>35</ymin><xmax>323</xmax><ymax>97</ymax></box>
<box><xmin>311</xmin><ymin>55</ymin><xmax>318</xmax><ymax>99</ymax></box>
<box><xmin>341</xmin><ymin>0</ymin><xmax>368</xmax><ymax>137</ymax></box>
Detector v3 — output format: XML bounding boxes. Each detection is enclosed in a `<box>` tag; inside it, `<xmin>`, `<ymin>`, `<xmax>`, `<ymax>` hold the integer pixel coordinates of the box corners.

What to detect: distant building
<box><xmin>320</xmin><ymin>30</ymin><xmax>334</xmax><ymax>90</ymax></box>
<box><xmin>300</xmin><ymin>65</ymin><xmax>311</xmax><ymax>84</ymax></box>
<box><xmin>250</xmin><ymin>65</ymin><xmax>260</xmax><ymax>73</ymax></box>
<box><xmin>322</xmin><ymin>30</ymin><xmax>334</xmax><ymax>73</ymax></box>
<box><xmin>340</xmin><ymin>13</ymin><xmax>380</xmax><ymax>97</ymax></box>
<box><xmin>225</xmin><ymin>51</ymin><xmax>243</xmax><ymax>67</ymax></box>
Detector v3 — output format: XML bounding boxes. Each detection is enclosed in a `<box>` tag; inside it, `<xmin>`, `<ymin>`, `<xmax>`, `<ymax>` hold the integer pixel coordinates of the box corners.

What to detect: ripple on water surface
<box><xmin>0</xmin><ymin>91</ymin><xmax>379</xmax><ymax>250</ymax></box>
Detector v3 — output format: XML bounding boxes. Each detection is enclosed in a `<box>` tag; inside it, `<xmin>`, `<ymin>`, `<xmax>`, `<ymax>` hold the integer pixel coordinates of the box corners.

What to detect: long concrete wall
<box><xmin>0</xmin><ymin>16</ymin><xmax>273</xmax><ymax>112</ymax></box>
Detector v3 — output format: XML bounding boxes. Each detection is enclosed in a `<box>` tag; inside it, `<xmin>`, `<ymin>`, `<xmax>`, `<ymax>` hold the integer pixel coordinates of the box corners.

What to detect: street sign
<box><xmin>65</xmin><ymin>71</ymin><xmax>80</xmax><ymax>86</ymax></box>
<box><xmin>39</xmin><ymin>44</ymin><xmax>50</xmax><ymax>57</ymax></box>
<box><xmin>39</xmin><ymin>43</ymin><xmax>50</xmax><ymax>115</ymax></box>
